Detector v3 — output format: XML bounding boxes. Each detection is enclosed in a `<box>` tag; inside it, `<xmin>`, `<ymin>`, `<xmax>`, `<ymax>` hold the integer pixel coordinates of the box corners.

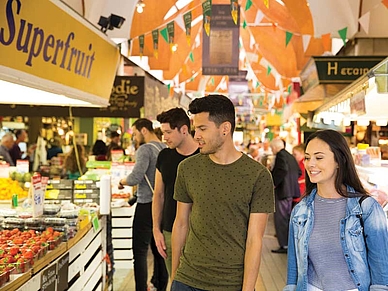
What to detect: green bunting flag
<box><xmin>255</xmin><ymin>81</ymin><xmax>260</xmax><ymax>88</ymax></box>
<box><xmin>202</xmin><ymin>0</ymin><xmax>212</xmax><ymax>36</ymax></box>
<box><xmin>285</xmin><ymin>31</ymin><xmax>293</xmax><ymax>47</ymax></box>
<box><xmin>266</xmin><ymin>65</ymin><xmax>272</xmax><ymax>76</ymax></box>
<box><xmin>243</xmin><ymin>19</ymin><xmax>247</xmax><ymax>29</ymax></box>
<box><xmin>160</xmin><ymin>27</ymin><xmax>169</xmax><ymax>43</ymax></box>
<box><xmin>167</xmin><ymin>83</ymin><xmax>171</xmax><ymax>91</ymax></box>
<box><xmin>152</xmin><ymin>29</ymin><xmax>159</xmax><ymax>58</ymax></box>
<box><xmin>210</xmin><ymin>77</ymin><xmax>215</xmax><ymax>86</ymax></box>
<box><xmin>139</xmin><ymin>35</ymin><xmax>144</xmax><ymax>57</ymax></box>
<box><xmin>184</xmin><ymin>11</ymin><xmax>192</xmax><ymax>45</ymax></box>
<box><xmin>245</xmin><ymin>0</ymin><xmax>253</xmax><ymax>11</ymax></box>
<box><xmin>189</xmin><ymin>52</ymin><xmax>194</xmax><ymax>62</ymax></box>
<box><xmin>338</xmin><ymin>27</ymin><xmax>348</xmax><ymax>46</ymax></box>
<box><xmin>287</xmin><ymin>84</ymin><xmax>292</xmax><ymax>94</ymax></box>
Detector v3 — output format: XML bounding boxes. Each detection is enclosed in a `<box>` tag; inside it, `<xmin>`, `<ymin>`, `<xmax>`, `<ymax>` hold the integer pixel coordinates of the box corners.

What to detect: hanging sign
<box><xmin>184</xmin><ymin>11</ymin><xmax>192</xmax><ymax>45</ymax></box>
<box><xmin>202</xmin><ymin>4</ymin><xmax>240</xmax><ymax>76</ymax></box>
<box><xmin>152</xmin><ymin>29</ymin><xmax>159</xmax><ymax>58</ymax></box>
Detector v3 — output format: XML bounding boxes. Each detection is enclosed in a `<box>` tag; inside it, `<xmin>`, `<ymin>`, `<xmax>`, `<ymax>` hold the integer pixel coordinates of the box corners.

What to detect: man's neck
<box><xmin>145</xmin><ymin>134</ymin><xmax>160</xmax><ymax>144</ymax></box>
<box><xmin>209</xmin><ymin>141</ymin><xmax>242</xmax><ymax>165</ymax></box>
<box><xmin>176</xmin><ymin>136</ymin><xmax>198</xmax><ymax>156</ymax></box>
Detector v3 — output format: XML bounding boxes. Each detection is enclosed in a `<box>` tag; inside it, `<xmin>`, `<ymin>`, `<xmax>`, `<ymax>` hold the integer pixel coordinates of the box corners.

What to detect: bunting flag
<box><xmin>321</xmin><ymin>33</ymin><xmax>331</xmax><ymax>52</ymax></box>
<box><xmin>358</xmin><ymin>12</ymin><xmax>370</xmax><ymax>34</ymax></box>
<box><xmin>189</xmin><ymin>51</ymin><xmax>194</xmax><ymax>62</ymax></box>
<box><xmin>266</xmin><ymin>65</ymin><xmax>272</xmax><ymax>76</ymax></box>
<box><xmin>160</xmin><ymin>27</ymin><xmax>169</xmax><ymax>43</ymax></box>
<box><xmin>250</xmin><ymin>33</ymin><xmax>255</xmax><ymax>49</ymax></box>
<box><xmin>184</xmin><ymin>11</ymin><xmax>192</xmax><ymax>46</ymax></box>
<box><xmin>255</xmin><ymin>81</ymin><xmax>260</xmax><ymax>88</ymax></box>
<box><xmin>285</xmin><ymin>31</ymin><xmax>293</xmax><ymax>47</ymax></box>
<box><xmin>254</xmin><ymin>10</ymin><xmax>264</xmax><ymax>25</ymax></box>
<box><xmin>230</xmin><ymin>0</ymin><xmax>239</xmax><ymax>25</ymax></box>
<box><xmin>302</xmin><ymin>34</ymin><xmax>311</xmax><ymax>52</ymax></box>
<box><xmin>383</xmin><ymin>0</ymin><xmax>388</xmax><ymax>9</ymax></box>
<box><xmin>264</xmin><ymin>0</ymin><xmax>269</xmax><ymax>9</ymax></box>
<box><xmin>338</xmin><ymin>27</ymin><xmax>348</xmax><ymax>46</ymax></box>
<box><xmin>210</xmin><ymin>77</ymin><xmax>215</xmax><ymax>86</ymax></box>
<box><xmin>245</xmin><ymin>0</ymin><xmax>253</xmax><ymax>11</ymax></box>
<box><xmin>202</xmin><ymin>0</ymin><xmax>212</xmax><ymax>37</ymax></box>
<box><xmin>287</xmin><ymin>84</ymin><xmax>292</xmax><ymax>94</ymax></box>
<box><xmin>167</xmin><ymin>21</ymin><xmax>175</xmax><ymax>51</ymax></box>
<box><xmin>272</xmin><ymin>22</ymin><xmax>277</xmax><ymax>32</ymax></box>
<box><xmin>243</xmin><ymin>19</ymin><xmax>247</xmax><ymax>29</ymax></box>
<box><xmin>152</xmin><ymin>29</ymin><xmax>159</xmax><ymax>59</ymax></box>
<box><xmin>139</xmin><ymin>34</ymin><xmax>144</xmax><ymax>58</ymax></box>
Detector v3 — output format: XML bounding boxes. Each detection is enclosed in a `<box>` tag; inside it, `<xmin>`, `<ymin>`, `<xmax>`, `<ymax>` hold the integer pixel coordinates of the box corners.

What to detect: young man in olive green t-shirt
<box><xmin>171</xmin><ymin>95</ymin><xmax>275</xmax><ymax>291</ymax></box>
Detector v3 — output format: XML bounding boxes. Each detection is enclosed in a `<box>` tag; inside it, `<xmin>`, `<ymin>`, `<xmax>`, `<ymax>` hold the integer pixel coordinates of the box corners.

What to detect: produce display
<box><xmin>0</xmin><ymin>228</ymin><xmax>62</xmax><ymax>287</ymax></box>
<box><xmin>0</xmin><ymin>178</ymin><xmax>28</xmax><ymax>200</ymax></box>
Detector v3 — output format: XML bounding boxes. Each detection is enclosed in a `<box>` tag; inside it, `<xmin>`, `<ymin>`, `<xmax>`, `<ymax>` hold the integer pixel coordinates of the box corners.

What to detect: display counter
<box><xmin>0</xmin><ymin>217</ymin><xmax>108</xmax><ymax>291</ymax></box>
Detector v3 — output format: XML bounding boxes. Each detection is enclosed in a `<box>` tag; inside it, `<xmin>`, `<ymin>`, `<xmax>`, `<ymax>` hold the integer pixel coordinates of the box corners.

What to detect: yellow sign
<box><xmin>0</xmin><ymin>0</ymin><xmax>120</xmax><ymax>102</ymax></box>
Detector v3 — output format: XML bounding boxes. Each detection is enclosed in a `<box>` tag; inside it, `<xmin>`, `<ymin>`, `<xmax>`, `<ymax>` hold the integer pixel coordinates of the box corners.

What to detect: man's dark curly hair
<box><xmin>188</xmin><ymin>94</ymin><xmax>236</xmax><ymax>133</ymax></box>
<box><xmin>156</xmin><ymin>107</ymin><xmax>190</xmax><ymax>131</ymax></box>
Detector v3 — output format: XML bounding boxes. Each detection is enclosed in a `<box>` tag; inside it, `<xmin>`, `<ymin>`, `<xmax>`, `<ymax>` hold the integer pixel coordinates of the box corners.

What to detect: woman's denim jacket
<box><xmin>284</xmin><ymin>187</ymin><xmax>388</xmax><ymax>291</ymax></box>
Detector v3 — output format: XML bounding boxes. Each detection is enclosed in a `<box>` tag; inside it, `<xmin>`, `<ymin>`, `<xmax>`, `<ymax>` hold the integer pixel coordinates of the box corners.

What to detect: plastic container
<box><xmin>44</xmin><ymin>217</ymin><xmax>66</xmax><ymax>226</ymax></box>
<box><xmin>3</xmin><ymin>218</ymin><xmax>25</xmax><ymax>230</ymax></box>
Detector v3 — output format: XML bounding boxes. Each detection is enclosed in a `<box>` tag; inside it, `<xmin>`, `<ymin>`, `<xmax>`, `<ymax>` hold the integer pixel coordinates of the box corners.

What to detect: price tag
<box><xmin>57</xmin><ymin>253</ymin><xmax>69</xmax><ymax>291</ymax></box>
<box><xmin>92</xmin><ymin>215</ymin><xmax>100</xmax><ymax>232</ymax></box>
<box><xmin>41</xmin><ymin>263</ymin><xmax>57</xmax><ymax>291</ymax></box>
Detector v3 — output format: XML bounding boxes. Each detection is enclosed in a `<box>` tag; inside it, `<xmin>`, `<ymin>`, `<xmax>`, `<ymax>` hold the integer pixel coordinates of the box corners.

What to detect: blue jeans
<box><xmin>171</xmin><ymin>281</ymin><xmax>207</xmax><ymax>291</ymax></box>
<box><xmin>171</xmin><ymin>281</ymin><xmax>247</xmax><ymax>291</ymax></box>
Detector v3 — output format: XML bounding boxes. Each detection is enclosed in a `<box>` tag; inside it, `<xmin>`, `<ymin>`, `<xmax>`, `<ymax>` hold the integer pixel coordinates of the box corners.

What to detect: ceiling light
<box><xmin>171</xmin><ymin>44</ymin><xmax>178</xmax><ymax>52</ymax></box>
<box><xmin>136</xmin><ymin>0</ymin><xmax>146</xmax><ymax>13</ymax></box>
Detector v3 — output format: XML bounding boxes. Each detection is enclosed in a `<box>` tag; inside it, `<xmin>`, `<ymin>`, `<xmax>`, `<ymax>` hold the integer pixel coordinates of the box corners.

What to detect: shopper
<box><xmin>171</xmin><ymin>95</ymin><xmax>274</xmax><ymax>291</ymax></box>
<box><xmin>107</xmin><ymin>131</ymin><xmax>124</xmax><ymax>160</ymax></box>
<box><xmin>0</xmin><ymin>132</ymin><xmax>15</xmax><ymax>166</ymax></box>
<box><xmin>284</xmin><ymin>129</ymin><xmax>388</xmax><ymax>291</ymax></box>
<box><xmin>91</xmin><ymin>139</ymin><xmax>107</xmax><ymax>161</ymax></box>
<box><xmin>292</xmin><ymin>143</ymin><xmax>306</xmax><ymax>206</ymax></box>
<box><xmin>152</xmin><ymin>108</ymin><xmax>199</xmax><ymax>277</ymax></box>
<box><xmin>9</xmin><ymin>129</ymin><xmax>35</xmax><ymax>165</ymax></box>
<box><xmin>47</xmin><ymin>136</ymin><xmax>63</xmax><ymax>160</ymax></box>
<box><xmin>63</xmin><ymin>144</ymin><xmax>86</xmax><ymax>180</ymax></box>
<box><xmin>270</xmin><ymin>138</ymin><xmax>301</xmax><ymax>254</ymax></box>
<box><xmin>118</xmin><ymin>118</ymin><xmax>168</xmax><ymax>291</ymax></box>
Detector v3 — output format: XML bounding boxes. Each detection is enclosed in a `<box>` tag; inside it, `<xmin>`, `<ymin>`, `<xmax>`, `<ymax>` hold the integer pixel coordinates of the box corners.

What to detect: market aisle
<box><xmin>113</xmin><ymin>214</ymin><xmax>287</xmax><ymax>291</ymax></box>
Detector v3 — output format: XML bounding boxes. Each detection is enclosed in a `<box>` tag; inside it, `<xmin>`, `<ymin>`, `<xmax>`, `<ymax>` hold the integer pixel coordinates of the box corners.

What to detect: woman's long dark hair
<box><xmin>305</xmin><ymin>130</ymin><xmax>367</xmax><ymax>197</ymax></box>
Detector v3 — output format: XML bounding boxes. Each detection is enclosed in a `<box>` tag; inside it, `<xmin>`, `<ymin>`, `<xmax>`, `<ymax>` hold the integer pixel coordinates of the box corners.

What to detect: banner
<box><xmin>184</xmin><ymin>11</ymin><xmax>192</xmax><ymax>45</ymax></box>
<box><xmin>202</xmin><ymin>0</ymin><xmax>212</xmax><ymax>36</ymax></box>
<box><xmin>0</xmin><ymin>0</ymin><xmax>120</xmax><ymax>105</ymax></box>
<box><xmin>152</xmin><ymin>29</ymin><xmax>159</xmax><ymax>58</ymax></box>
<box><xmin>202</xmin><ymin>5</ymin><xmax>240</xmax><ymax>76</ymax></box>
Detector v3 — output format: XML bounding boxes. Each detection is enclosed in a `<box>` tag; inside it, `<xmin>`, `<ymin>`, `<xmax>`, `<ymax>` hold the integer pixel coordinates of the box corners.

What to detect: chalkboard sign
<box><xmin>41</xmin><ymin>263</ymin><xmax>57</xmax><ymax>291</ymax></box>
<box><xmin>57</xmin><ymin>253</ymin><xmax>69</xmax><ymax>291</ymax></box>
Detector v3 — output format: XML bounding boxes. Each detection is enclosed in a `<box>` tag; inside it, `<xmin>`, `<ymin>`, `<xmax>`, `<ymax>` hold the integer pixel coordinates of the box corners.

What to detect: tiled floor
<box><xmin>113</xmin><ymin>214</ymin><xmax>287</xmax><ymax>291</ymax></box>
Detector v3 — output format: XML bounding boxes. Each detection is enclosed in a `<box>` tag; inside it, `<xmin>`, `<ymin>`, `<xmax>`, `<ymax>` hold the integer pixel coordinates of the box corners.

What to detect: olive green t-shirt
<box><xmin>174</xmin><ymin>153</ymin><xmax>275</xmax><ymax>291</ymax></box>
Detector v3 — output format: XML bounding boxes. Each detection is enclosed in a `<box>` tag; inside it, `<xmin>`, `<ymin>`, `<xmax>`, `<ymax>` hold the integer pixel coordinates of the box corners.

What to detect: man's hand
<box><xmin>118</xmin><ymin>179</ymin><xmax>125</xmax><ymax>190</ymax></box>
<box><xmin>153</xmin><ymin>229</ymin><xmax>167</xmax><ymax>259</ymax></box>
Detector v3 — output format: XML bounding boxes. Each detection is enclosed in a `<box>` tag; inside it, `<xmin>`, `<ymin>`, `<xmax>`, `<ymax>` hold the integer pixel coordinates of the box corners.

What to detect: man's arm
<box><xmin>242</xmin><ymin>212</ymin><xmax>269</xmax><ymax>291</ymax></box>
<box><xmin>271</xmin><ymin>153</ymin><xmax>287</xmax><ymax>187</ymax></box>
<box><xmin>171</xmin><ymin>201</ymin><xmax>192</xmax><ymax>280</ymax></box>
<box><xmin>119</xmin><ymin>146</ymin><xmax>150</xmax><ymax>186</ymax></box>
<box><xmin>152</xmin><ymin>169</ymin><xmax>167</xmax><ymax>258</ymax></box>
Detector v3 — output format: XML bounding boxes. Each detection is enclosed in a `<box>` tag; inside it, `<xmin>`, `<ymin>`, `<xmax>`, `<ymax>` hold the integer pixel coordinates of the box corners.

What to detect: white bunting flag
<box><xmin>302</xmin><ymin>35</ymin><xmax>311</xmax><ymax>52</ymax></box>
<box><xmin>358</xmin><ymin>12</ymin><xmax>370</xmax><ymax>34</ymax></box>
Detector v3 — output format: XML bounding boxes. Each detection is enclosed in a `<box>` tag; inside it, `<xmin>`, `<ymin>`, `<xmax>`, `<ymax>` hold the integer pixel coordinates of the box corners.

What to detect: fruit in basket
<box><xmin>0</xmin><ymin>178</ymin><xmax>28</xmax><ymax>200</ymax></box>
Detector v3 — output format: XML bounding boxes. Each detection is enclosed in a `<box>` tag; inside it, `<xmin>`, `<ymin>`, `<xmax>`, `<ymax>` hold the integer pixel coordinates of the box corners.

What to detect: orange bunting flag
<box><xmin>321</xmin><ymin>33</ymin><xmax>331</xmax><ymax>52</ymax></box>
<box><xmin>383</xmin><ymin>0</ymin><xmax>388</xmax><ymax>9</ymax></box>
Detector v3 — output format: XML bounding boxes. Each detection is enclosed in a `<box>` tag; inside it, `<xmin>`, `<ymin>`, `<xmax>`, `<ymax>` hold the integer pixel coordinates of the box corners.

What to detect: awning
<box><xmin>0</xmin><ymin>0</ymin><xmax>120</xmax><ymax>107</ymax></box>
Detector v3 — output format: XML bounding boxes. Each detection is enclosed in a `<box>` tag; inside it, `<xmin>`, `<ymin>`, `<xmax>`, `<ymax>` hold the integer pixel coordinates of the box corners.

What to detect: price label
<box><xmin>41</xmin><ymin>263</ymin><xmax>57</xmax><ymax>291</ymax></box>
<box><xmin>57</xmin><ymin>253</ymin><xmax>69</xmax><ymax>291</ymax></box>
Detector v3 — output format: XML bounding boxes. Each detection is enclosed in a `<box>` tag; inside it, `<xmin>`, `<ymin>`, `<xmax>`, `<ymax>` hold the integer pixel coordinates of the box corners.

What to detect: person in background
<box><xmin>152</xmin><ymin>108</ymin><xmax>199</xmax><ymax>277</ymax></box>
<box><xmin>118</xmin><ymin>118</ymin><xmax>168</xmax><ymax>291</ymax></box>
<box><xmin>47</xmin><ymin>136</ymin><xmax>63</xmax><ymax>160</ymax></box>
<box><xmin>63</xmin><ymin>144</ymin><xmax>86</xmax><ymax>180</ymax></box>
<box><xmin>0</xmin><ymin>132</ymin><xmax>15</xmax><ymax>166</ymax></box>
<box><xmin>9</xmin><ymin>129</ymin><xmax>35</xmax><ymax>165</ymax></box>
<box><xmin>284</xmin><ymin>129</ymin><xmax>388</xmax><ymax>291</ymax></box>
<box><xmin>171</xmin><ymin>95</ymin><xmax>274</xmax><ymax>291</ymax></box>
<box><xmin>247</xmin><ymin>144</ymin><xmax>260</xmax><ymax>162</ymax></box>
<box><xmin>270</xmin><ymin>138</ymin><xmax>301</xmax><ymax>254</ymax></box>
<box><xmin>292</xmin><ymin>143</ymin><xmax>305</xmax><ymax>206</ymax></box>
<box><xmin>91</xmin><ymin>140</ymin><xmax>107</xmax><ymax>161</ymax></box>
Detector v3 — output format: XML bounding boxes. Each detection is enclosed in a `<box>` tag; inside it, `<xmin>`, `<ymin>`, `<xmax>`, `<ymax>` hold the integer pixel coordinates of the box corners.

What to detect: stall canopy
<box><xmin>0</xmin><ymin>0</ymin><xmax>121</xmax><ymax>107</ymax></box>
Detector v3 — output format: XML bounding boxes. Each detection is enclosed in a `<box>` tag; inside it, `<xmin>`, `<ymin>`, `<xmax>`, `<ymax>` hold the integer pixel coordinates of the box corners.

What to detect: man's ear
<box><xmin>140</xmin><ymin>127</ymin><xmax>147</xmax><ymax>135</ymax></box>
<box><xmin>221</xmin><ymin>122</ymin><xmax>231</xmax><ymax>135</ymax></box>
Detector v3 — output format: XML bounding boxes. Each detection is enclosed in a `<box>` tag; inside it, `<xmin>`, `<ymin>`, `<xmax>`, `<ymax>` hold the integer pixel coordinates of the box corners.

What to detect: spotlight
<box><xmin>136</xmin><ymin>0</ymin><xmax>146</xmax><ymax>13</ymax></box>
<box><xmin>110</xmin><ymin>14</ymin><xmax>126</xmax><ymax>29</ymax></box>
<box><xmin>98</xmin><ymin>14</ymin><xmax>126</xmax><ymax>33</ymax></box>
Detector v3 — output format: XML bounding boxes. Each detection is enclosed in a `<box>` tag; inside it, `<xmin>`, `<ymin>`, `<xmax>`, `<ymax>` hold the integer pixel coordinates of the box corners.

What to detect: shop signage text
<box><xmin>0</xmin><ymin>0</ymin><xmax>120</xmax><ymax>101</ymax></box>
<box><xmin>300</xmin><ymin>56</ymin><xmax>385</xmax><ymax>92</ymax></box>
<box><xmin>1</xmin><ymin>0</ymin><xmax>95</xmax><ymax>78</ymax></box>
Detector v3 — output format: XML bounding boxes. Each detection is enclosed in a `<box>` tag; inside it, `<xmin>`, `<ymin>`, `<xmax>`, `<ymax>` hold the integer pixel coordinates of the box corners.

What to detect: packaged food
<box><xmin>3</xmin><ymin>217</ymin><xmax>24</xmax><ymax>230</ymax></box>
<box><xmin>44</xmin><ymin>217</ymin><xmax>66</xmax><ymax>226</ymax></box>
<box><xmin>43</xmin><ymin>204</ymin><xmax>61</xmax><ymax>216</ymax></box>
